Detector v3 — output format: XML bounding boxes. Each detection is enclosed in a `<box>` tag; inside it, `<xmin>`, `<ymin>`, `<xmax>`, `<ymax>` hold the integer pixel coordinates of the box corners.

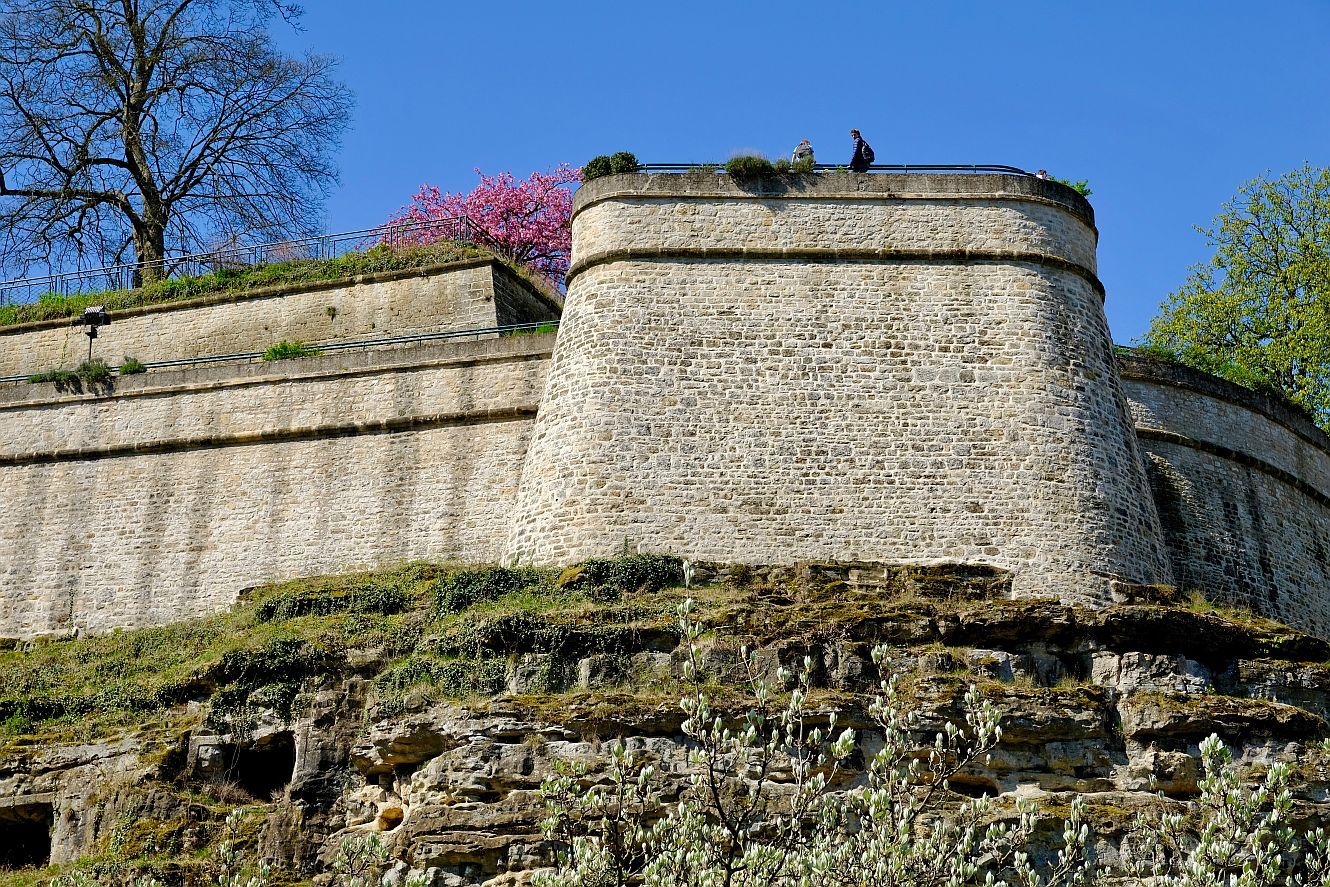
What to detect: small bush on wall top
<box><xmin>77</xmin><ymin>358</ymin><xmax>113</xmax><ymax>385</ymax></box>
<box><xmin>26</xmin><ymin>367</ymin><xmax>80</xmax><ymax>388</ymax></box>
<box><xmin>27</xmin><ymin>358</ymin><xmax>115</xmax><ymax>392</ymax></box>
<box><xmin>1052</xmin><ymin>176</ymin><xmax>1093</xmax><ymax>197</ymax></box>
<box><xmin>261</xmin><ymin>340</ymin><xmax>322</xmax><ymax>361</ymax></box>
<box><xmin>119</xmin><ymin>356</ymin><xmax>147</xmax><ymax>375</ymax></box>
<box><xmin>583</xmin><ymin>152</ymin><xmax>640</xmax><ymax>181</ymax></box>
<box><xmin>725</xmin><ymin>155</ymin><xmax>777</xmax><ymax>178</ymax></box>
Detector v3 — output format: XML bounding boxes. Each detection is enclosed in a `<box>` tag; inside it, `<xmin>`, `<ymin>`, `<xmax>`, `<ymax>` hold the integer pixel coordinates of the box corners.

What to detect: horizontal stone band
<box><xmin>1136</xmin><ymin>427</ymin><xmax>1330</xmax><ymax>508</ymax></box>
<box><xmin>0</xmin><ymin>405</ymin><xmax>538</xmax><ymax>468</ymax></box>
<box><xmin>565</xmin><ymin>247</ymin><xmax>1106</xmax><ymax>298</ymax></box>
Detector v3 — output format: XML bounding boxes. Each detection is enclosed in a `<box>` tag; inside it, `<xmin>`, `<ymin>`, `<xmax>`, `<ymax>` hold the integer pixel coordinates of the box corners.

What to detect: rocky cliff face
<box><xmin>2</xmin><ymin>562</ymin><xmax>1328</xmax><ymax>885</ymax></box>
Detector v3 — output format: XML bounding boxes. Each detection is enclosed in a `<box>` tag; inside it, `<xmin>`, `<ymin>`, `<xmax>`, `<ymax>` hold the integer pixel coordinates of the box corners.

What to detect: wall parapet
<box><xmin>572</xmin><ymin>171</ymin><xmax>1097</xmax><ymax>231</ymax></box>
<box><xmin>0</xmin><ymin>259</ymin><xmax>559</xmax><ymax>378</ymax></box>
<box><xmin>1117</xmin><ymin>352</ymin><xmax>1328</xmax><ymax>453</ymax></box>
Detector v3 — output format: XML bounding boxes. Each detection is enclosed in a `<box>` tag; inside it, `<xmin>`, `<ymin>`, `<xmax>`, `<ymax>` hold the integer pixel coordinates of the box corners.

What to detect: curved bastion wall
<box><xmin>1120</xmin><ymin>355</ymin><xmax>1330</xmax><ymax>637</ymax></box>
<box><xmin>504</xmin><ymin>172</ymin><xmax>1173</xmax><ymax>603</ymax></box>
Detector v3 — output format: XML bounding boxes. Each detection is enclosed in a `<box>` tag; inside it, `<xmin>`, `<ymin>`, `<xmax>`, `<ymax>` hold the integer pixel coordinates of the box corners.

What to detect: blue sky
<box><xmin>277</xmin><ymin>0</ymin><xmax>1330</xmax><ymax>343</ymax></box>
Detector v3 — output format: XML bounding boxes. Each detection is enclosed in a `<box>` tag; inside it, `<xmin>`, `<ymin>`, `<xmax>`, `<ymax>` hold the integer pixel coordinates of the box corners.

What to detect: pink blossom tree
<box><xmin>386</xmin><ymin>164</ymin><xmax>581</xmax><ymax>285</ymax></box>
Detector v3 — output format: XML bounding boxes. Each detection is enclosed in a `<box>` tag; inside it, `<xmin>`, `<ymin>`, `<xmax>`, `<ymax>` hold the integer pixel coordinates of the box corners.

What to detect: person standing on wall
<box><xmin>849</xmin><ymin>129</ymin><xmax>874</xmax><ymax>172</ymax></box>
<box><xmin>792</xmin><ymin>139</ymin><xmax>815</xmax><ymax>167</ymax></box>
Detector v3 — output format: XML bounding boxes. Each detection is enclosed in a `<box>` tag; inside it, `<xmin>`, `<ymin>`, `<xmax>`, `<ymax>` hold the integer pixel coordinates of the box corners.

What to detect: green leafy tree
<box><xmin>1143</xmin><ymin>164</ymin><xmax>1330</xmax><ymax>425</ymax></box>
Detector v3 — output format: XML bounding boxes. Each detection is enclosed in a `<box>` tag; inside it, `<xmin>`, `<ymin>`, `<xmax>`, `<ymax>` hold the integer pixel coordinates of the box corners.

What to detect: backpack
<box><xmin>860</xmin><ymin>142</ymin><xmax>875</xmax><ymax>164</ymax></box>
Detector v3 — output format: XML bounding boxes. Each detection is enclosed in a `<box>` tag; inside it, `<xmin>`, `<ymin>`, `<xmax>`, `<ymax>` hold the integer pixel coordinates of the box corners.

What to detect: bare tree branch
<box><xmin>0</xmin><ymin>0</ymin><xmax>351</xmax><ymax>282</ymax></box>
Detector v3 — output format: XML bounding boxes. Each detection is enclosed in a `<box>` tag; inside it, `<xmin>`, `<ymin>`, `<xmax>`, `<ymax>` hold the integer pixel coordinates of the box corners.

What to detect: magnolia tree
<box><xmin>537</xmin><ymin>600</ymin><xmax>1330</xmax><ymax>887</ymax></box>
<box><xmin>386</xmin><ymin>165</ymin><xmax>580</xmax><ymax>285</ymax></box>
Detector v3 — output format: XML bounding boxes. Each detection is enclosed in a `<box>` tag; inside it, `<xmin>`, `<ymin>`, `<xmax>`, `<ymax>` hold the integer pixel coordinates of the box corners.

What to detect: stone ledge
<box><xmin>0</xmin><ymin>332</ymin><xmax>556</xmax><ymax>411</ymax></box>
<box><xmin>573</xmin><ymin>171</ymin><xmax>1096</xmax><ymax>231</ymax></box>
<box><xmin>565</xmin><ymin>246</ymin><xmax>1106</xmax><ymax>297</ymax></box>
<box><xmin>1118</xmin><ymin>353</ymin><xmax>1330</xmax><ymax>454</ymax></box>
<box><xmin>0</xmin><ymin>405</ymin><xmax>539</xmax><ymax>468</ymax></box>
<box><xmin>1137</xmin><ymin>428</ymin><xmax>1330</xmax><ymax>507</ymax></box>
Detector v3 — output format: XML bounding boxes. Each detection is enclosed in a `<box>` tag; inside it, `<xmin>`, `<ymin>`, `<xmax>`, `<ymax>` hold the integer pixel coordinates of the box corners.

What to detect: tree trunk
<box><xmin>133</xmin><ymin>222</ymin><xmax>167</xmax><ymax>286</ymax></box>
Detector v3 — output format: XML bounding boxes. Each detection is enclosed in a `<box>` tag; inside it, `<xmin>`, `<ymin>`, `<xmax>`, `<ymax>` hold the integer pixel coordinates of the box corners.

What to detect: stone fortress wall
<box><xmin>0</xmin><ymin>258</ymin><xmax>559</xmax><ymax>378</ymax></box>
<box><xmin>0</xmin><ymin>334</ymin><xmax>554</xmax><ymax>638</ymax></box>
<box><xmin>0</xmin><ymin>258</ymin><xmax>558</xmax><ymax>639</ymax></box>
<box><xmin>2</xmin><ymin>173</ymin><xmax>1329</xmax><ymax>639</ymax></box>
<box><xmin>504</xmin><ymin>172</ymin><xmax>1174</xmax><ymax>604</ymax></box>
<box><xmin>1119</xmin><ymin>355</ymin><xmax>1330</xmax><ymax>637</ymax></box>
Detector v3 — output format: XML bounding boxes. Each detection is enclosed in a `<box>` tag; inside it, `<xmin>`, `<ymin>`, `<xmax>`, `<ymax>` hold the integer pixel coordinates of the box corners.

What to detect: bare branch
<box><xmin>0</xmin><ymin>0</ymin><xmax>350</xmax><ymax>280</ymax></box>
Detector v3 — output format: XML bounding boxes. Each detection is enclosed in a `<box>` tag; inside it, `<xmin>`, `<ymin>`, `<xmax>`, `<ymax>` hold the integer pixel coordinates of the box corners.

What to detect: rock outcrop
<box><xmin>2</xmin><ymin>562</ymin><xmax>1328</xmax><ymax>884</ymax></box>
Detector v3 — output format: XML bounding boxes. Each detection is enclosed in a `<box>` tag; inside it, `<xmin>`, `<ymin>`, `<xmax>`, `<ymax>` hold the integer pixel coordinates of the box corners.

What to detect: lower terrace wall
<box><xmin>0</xmin><ymin>259</ymin><xmax>559</xmax><ymax>378</ymax></box>
<box><xmin>1120</xmin><ymin>355</ymin><xmax>1330</xmax><ymax>638</ymax></box>
<box><xmin>0</xmin><ymin>335</ymin><xmax>553</xmax><ymax>638</ymax></box>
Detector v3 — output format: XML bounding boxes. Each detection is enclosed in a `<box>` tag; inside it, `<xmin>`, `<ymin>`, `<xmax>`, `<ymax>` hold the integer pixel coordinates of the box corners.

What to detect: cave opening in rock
<box><xmin>946</xmin><ymin>775</ymin><xmax>999</xmax><ymax>799</ymax></box>
<box><xmin>0</xmin><ymin>802</ymin><xmax>53</xmax><ymax>869</ymax></box>
<box><xmin>234</xmin><ymin>732</ymin><xmax>296</xmax><ymax>800</ymax></box>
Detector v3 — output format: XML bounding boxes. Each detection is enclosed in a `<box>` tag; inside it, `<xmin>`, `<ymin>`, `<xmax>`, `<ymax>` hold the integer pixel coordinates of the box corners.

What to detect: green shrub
<box><xmin>609</xmin><ymin>152</ymin><xmax>639</xmax><ymax>174</ymax></box>
<box><xmin>583</xmin><ymin>152</ymin><xmax>640</xmax><ymax>182</ymax></box>
<box><xmin>792</xmin><ymin>155</ymin><xmax>816</xmax><ymax>173</ymax></box>
<box><xmin>1052</xmin><ymin>176</ymin><xmax>1093</xmax><ymax>197</ymax></box>
<box><xmin>375</xmin><ymin>655</ymin><xmax>506</xmax><ymax>700</ymax></box>
<box><xmin>118</xmin><ymin>356</ymin><xmax>147</xmax><ymax>375</ymax></box>
<box><xmin>725</xmin><ymin>155</ymin><xmax>777</xmax><ymax>178</ymax></box>
<box><xmin>558</xmin><ymin>553</ymin><xmax>685</xmax><ymax>601</ymax></box>
<box><xmin>434</xmin><ymin>565</ymin><xmax>555</xmax><ymax>616</ymax></box>
<box><xmin>26</xmin><ymin>368</ymin><xmax>79</xmax><ymax>387</ymax></box>
<box><xmin>77</xmin><ymin>358</ymin><xmax>113</xmax><ymax>385</ymax></box>
<box><xmin>1116</xmin><ymin>344</ymin><xmax>1181</xmax><ymax>364</ymax></box>
<box><xmin>261</xmin><ymin>340</ymin><xmax>321</xmax><ymax>361</ymax></box>
<box><xmin>772</xmin><ymin>158</ymin><xmax>791</xmax><ymax>173</ymax></box>
<box><xmin>255</xmin><ymin>581</ymin><xmax>411</xmax><ymax>623</ymax></box>
<box><xmin>22</xmin><ymin>359</ymin><xmax>112</xmax><ymax>391</ymax></box>
<box><xmin>584</xmin><ymin>156</ymin><xmax>613</xmax><ymax>181</ymax></box>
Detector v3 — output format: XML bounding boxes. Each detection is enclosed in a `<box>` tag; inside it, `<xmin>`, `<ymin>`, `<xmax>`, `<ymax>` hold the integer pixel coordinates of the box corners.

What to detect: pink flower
<box><xmin>386</xmin><ymin>164</ymin><xmax>581</xmax><ymax>286</ymax></box>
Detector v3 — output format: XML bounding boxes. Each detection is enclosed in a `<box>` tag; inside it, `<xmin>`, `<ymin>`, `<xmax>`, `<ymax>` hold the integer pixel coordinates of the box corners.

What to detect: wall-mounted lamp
<box><xmin>79</xmin><ymin>306</ymin><xmax>111</xmax><ymax>362</ymax></box>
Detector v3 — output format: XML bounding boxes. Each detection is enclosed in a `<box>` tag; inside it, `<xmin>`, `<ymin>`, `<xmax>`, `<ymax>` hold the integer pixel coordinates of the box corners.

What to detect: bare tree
<box><xmin>0</xmin><ymin>0</ymin><xmax>352</xmax><ymax>283</ymax></box>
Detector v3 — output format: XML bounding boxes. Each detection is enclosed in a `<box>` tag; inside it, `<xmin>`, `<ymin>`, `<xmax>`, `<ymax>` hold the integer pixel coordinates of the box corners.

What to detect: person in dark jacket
<box><xmin>849</xmin><ymin>129</ymin><xmax>873</xmax><ymax>172</ymax></box>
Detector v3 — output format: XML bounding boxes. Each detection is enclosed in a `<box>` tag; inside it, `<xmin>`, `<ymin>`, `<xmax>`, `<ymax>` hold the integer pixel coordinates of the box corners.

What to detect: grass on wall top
<box><xmin>0</xmin><ymin>241</ymin><xmax>498</xmax><ymax>329</ymax></box>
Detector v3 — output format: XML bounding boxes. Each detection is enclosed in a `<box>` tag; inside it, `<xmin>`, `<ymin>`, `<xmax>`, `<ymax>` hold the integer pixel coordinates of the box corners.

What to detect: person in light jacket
<box><xmin>791</xmin><ymin>139</ymin><xmax>814</xmax><ymax>167</ymax></box>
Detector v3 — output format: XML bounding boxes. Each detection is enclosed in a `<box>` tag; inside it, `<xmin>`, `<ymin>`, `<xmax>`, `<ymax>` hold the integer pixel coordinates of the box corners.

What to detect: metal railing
<box><xmin>0</xmin><ymin>215</ymin><xmax>507</xmax><ymax>307</ymax></box>
<box><xmin>0</xmin><ymin>320</ymin><xmax>560</xmax><ymax>384</ymax></box>
<box><xmin>636</xmin><ymin>163</ymin><xmax>1034</xmax><ymax>175</ymax></box>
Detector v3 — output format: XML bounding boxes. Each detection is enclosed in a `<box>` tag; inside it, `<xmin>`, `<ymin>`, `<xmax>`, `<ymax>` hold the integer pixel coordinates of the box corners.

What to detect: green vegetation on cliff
<box><xmin>0</xmin><ymin>556</ymin><xmax>689</xmax><ymax>745</ymax></box>
<box><xmin>3</xmin><ymin>557</ymin><xmax>1330</xmax><ymax>887</ymax></box>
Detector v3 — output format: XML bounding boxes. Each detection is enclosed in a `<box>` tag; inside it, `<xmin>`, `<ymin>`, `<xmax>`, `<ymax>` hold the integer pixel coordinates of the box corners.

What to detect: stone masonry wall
<box><xmin>1121</xmin><ymin>355</ymin><xmax>1330</xmax><ymax>638</ymax></box>
<box><xmin>493</xmin><ymin>267</ymin><xmax>562</xmax><ymax>326</ymax></box>
<box><xmin>0</xmin><ymin>335</ymin><xmax>554</xmax><ymax>638</ymax></box>
<box><xmin>505</xmin><ymin>173</ymin><xmax>1172</xmax><ymax>603</ymax></box>
<box><xmin>0</xmin><ymin>259</ymin><xmax>557</xmax><ymax>377</ymax></box>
